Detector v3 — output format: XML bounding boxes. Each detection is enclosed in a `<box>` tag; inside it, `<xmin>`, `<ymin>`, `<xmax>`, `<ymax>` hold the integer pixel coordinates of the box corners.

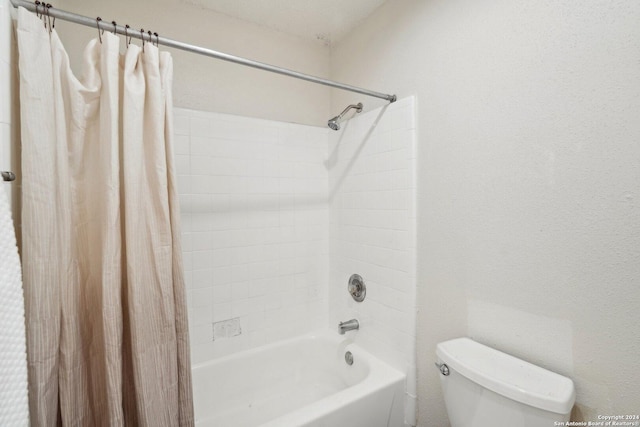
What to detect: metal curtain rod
<box><xmin>10</xmin><ymin>0</ymin><xmax>397</xmax><ymax>103</ymax></box>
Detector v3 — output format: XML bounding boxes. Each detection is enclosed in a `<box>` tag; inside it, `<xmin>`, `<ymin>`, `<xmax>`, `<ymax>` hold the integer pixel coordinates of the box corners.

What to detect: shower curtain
<box><xmin>16</xmin><ymin>8</ymin><xmax>193</xmax><ymax>426</ymax></box>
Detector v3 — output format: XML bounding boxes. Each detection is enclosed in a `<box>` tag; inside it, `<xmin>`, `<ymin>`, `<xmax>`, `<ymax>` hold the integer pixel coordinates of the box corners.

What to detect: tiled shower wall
<box><xmin>328</xmin><ymin>96</ymin><xmax>417</xmax><ymax>421</ymax></box>
<box><xmin>174</xmin><ymin>108</ymin><xmax>329</xmax><ymax>363</ymax></box>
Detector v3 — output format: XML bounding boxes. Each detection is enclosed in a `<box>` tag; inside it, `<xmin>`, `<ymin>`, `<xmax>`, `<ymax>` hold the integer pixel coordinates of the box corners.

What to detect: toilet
<box><xmin>436</xmin><ymin>338</ymin><xmax>575</xmax><ymax>427</ymax></box>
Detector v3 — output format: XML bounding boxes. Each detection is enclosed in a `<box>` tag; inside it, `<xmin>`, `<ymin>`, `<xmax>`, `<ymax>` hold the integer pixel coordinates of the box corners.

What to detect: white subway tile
<box><xmin>231</xmin><ymin>264</ymin><xmax>251</xmax><ymax>283</ymax></box>
<box><xmin>191</xmin><ymin>324</ymin><xmax>213</xmax><ymax>345</ymax></box>
<box><xmin>192</xmin><ymin>250</ymin><xmax>213</xmax><ymax>270</ymax></box>
<box><xmin>173</xmin><ymin>113</ymin><xmax>190</xmax><ymax>136</ymax></box>
<box><xmin>179</xmin><ymin>102</ymin><xmax>416</xmax><ymax>361</ymax></box>
<box><xmin>192</xmin><ymin>269</ymin><xmax>213</xmax><ymax>289</ymax></box>
<box><xmin>191</xmin><ymin>155</ymin><xmax>212</xmax><ymax>176</ymax></box>
<box><xmin>190</xmin><ymin>116</ymin><xmax>211</xmax><ymax>137</ymax></box>
<box><xmin>245</xmin><ymin>311</ymin><xmax>266</xmax><ymax>332</ymax></box>
<box><xmin>191</xmin><ymin>287</ymin><xmax>213</xmax><ymax>308</ymax></box>
<box><xmin>190</xmin><ymin>136</ymin><xmax>213</xmax><ymax>156</ymax></box>
<box><xmin>212</xmin><ymin>303</ymin><xmax>232</xmax><ymax>323</ymax></box>
<box><xmin>191</xmin><ymin>231</ymin><xmax>211</xmax><ymax>251</ymax></box>
<box><xmin>231</xmin><ymin>281</ymin><xmax>250</xmax><ymax>300</ymax></box>
<box><xmin>174</xmin><ymin>155</ymin><xmax>190</xmax><ymax>175</ymax></box>
<box><xmin>212</xmin><ymin>267</ymin><xmax>232</xmax><ymax>286</ymax></box>
<box><xmin>212</xmin><ymin>284</ymin><xmax>232</xmax><ymax>303</ymax></box>
<box><xmin>191</xmin><ymin>304</ymin><xmax>213</xmax><ymax>326</ymax></box>
<box><xmin>231</xmin><ymin>299</ymin><xmax>252</xmax><ymax>317</ymax></box>
<box><xmin>208</xmin><ymin>120</ymin><xmax>237</xmax><ymax>140</ymax></box>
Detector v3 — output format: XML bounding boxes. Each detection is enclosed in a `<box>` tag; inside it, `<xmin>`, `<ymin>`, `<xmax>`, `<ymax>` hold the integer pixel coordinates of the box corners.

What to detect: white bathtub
<box><xmin>192</xmin><ymin>330</ymin><xmax>406</xmax><ymax>427</ymax></box>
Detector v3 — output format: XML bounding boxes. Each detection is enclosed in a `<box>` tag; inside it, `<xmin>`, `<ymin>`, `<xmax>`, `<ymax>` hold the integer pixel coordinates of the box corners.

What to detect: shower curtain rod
<box><xmin>10</xmin><ymin>0</ymin><xmax>397</xmax><ymax>103</ymax></box>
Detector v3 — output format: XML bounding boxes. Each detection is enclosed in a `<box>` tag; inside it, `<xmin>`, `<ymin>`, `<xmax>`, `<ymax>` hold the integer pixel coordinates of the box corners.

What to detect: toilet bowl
<box><xmin>436</xmin><ymin>338</ymin><xmax>575</xmax><ymax>427</ymax></box>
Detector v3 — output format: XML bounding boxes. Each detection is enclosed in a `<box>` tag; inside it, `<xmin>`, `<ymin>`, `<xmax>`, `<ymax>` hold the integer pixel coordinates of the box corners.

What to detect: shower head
<box><xmin>327</xmin><ymin>102</ymin><xmax>363</xmax><ymax>131</ymax></box>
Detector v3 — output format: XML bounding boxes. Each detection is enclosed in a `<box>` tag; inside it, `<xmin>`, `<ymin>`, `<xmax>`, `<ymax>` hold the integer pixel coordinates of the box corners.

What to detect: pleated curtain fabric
<box><xmin>16</xmin><ymin>7</ymin><xmax>194</xmax><ymax>426</ymax></box>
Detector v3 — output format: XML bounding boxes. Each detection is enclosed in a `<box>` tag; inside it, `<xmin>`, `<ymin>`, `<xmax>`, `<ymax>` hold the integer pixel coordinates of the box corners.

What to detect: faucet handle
<box><xmin>348</xmin><ymin>274</ymin><xmax>366</xmax><ymax>302</ymax></box>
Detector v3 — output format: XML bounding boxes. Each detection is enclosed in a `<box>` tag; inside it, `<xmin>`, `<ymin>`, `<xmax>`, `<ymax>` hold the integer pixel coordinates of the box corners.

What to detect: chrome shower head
<box><xmin>328</xmin><ymin>117</ymin><xmax>341</xmax><ymax>131</ymax></box>
<box><xmin>327</xmin><ymin>102</ymin><xmax>363</xmax><ymax>131</ymax></box>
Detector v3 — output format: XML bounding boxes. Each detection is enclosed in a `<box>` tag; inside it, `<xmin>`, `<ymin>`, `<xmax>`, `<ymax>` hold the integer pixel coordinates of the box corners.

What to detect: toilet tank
<box><xmin>436</xmin><ymin>338</ymin><xmax>575</xmax><ymax>427</ymax></box>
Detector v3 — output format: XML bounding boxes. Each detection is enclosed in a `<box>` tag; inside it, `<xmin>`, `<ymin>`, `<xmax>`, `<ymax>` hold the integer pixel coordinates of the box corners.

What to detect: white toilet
<box><xmin>436</xmin><ymin>338</ymin><xmax>575</xmax><ymax>427</ymax></box>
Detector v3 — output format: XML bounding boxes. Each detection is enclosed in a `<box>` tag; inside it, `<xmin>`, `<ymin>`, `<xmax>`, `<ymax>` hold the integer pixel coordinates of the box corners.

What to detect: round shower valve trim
<box><xmin>348</xmin><ymin>274</ymin><xmax>366</xmax><ymax>302</ymax></box>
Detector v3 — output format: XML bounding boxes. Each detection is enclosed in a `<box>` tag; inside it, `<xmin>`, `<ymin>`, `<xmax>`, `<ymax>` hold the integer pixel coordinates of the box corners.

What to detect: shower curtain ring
<box><xmin>154</xmin><ymin>32</ymin><xmax>159</xmax><ymax>47</ymax></box>
<box><xmin>41</xmin><ymin>2</ymin><xmax>47</xmax><ymax>29</ymax></box>
<box><xmin>35</xmin><ymin>1</ymin><xmax>46</xmax><ymax>27</ymax></box>
<box><xmin>96</xmin><ymin>17</ymin><xmax>103</xmax><ymax>43</ymax></box>
<box><xmin>47</xmin><ymin>4</ymin><xmax>55</xmax><ymax>30</ymax></box>
<box><xmin>46</xmin><ymin>4</ymin><xmax>53</xmax><ymax>33</ymax></box>
<box><xmin>111</xmin><ymin>21</ymin><xmax>117</xmax><ymax>35</ymax></box>
<box><xmin>124</xmin><ymin>24</ymin><xmax>131</xmax><ymax>48</ymax></box>
<box><xmin>140</xmin><ymin>28</ymin><xmax>145</xmax><ymax>52</ymax></box>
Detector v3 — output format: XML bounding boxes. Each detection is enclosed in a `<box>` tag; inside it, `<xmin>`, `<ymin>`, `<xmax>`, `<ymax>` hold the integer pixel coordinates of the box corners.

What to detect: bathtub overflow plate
<box><xmin>348</xmin><ymin>274</ymin><xmax>366</xmax><ymax>302</ymax></box>
<box><xmin>345</xmin><ymin>351</ymin><xmax>354</xmax><ymax>365</ymax></box>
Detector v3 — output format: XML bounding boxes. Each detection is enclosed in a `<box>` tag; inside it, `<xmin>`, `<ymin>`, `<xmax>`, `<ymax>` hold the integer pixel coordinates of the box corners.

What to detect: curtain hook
<box><xmin>147</xmin><ymin>30</ymin><xmax>153</xmax><ymax>48</ymax></box>
<box><xmin>154</xmin><ymin>32</ymin><xmax>159</xmax><ymax>47</ymax></box>
<box><xmin>46</xmin><ymin>4</ymin><xmax>53</xmax><ymax>33</ymax></box>
<box><xmin>43</xmin><ymin>3</ymin><xmax>48</xmax><ymax>30</ymax></box>
<box><xmin>140</xmin><ymin>28</ymin><xmax>145</xmax><ymax>52</ymax></box>
<box><xmin>96</xmin><ymin>17</ymin><xmax>103</xmax><ymax>43</ymax></box>
<box><xmin>41</xmin><ymin>2</ymin><xmax>47</xmax><ymax>29</ymax></box>
<box><xmin>124</xmin><ymin>25</ymin><xmax>131</xmax><ymax>48</ymax></box>
<box><xmin>47</xmin><ymin>4</ymin><xmax>55</xmax><ymax>30</ymax></box>
<box><xmin>35</xmin><ymin>1</ymin><xmax>46</xmax><ymax>27</ymax></box>
<box><xmin>111</xmin><ymin>21</ymin><xmax>117</xmax><ymax>35</ymax></box>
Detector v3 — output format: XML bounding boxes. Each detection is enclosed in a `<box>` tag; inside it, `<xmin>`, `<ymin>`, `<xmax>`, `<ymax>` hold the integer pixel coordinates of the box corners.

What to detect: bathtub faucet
<box><xmin>338</xmin><ymin>319</ymin><xmax>359</xmax><ymax>335</ymax></box>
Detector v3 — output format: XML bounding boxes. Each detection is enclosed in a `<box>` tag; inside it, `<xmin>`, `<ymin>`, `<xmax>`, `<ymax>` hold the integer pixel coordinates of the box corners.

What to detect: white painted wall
<box><xmin>328</xmin><ymin>96</ymin><xmax>417</xmax><ymax>426</ymax></box>
<box><xmin>54</xmin><ymin>0</ymin><xmax>330</xmax><ymax>126</ymax></box>
<box><xmin>331</xmin><ymin>0</ymin><xmax>640</xmax><ymax>425</ymax></box>
<box><xmin>174</xmin><ymin>108</ymin><xmax>329</xmax><ymax>363</ymax></box>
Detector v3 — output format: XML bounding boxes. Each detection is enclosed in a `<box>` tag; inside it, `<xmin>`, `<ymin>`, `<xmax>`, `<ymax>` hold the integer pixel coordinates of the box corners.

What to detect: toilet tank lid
<box><xmin>436</xmin><ymin>338</ymin><xmax>575</xmax><ymax>415</ymax></box>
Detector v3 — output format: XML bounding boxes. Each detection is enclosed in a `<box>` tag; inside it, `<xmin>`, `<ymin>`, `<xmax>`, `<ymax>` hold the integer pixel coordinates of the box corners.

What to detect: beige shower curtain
<box><xmin>17</xmin><ymin>8</ymin><xmax>193</xmax><ymax>426</ymax></box>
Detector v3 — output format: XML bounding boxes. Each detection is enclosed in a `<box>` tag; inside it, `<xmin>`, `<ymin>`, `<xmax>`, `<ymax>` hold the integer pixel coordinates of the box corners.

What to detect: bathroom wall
<box><xmin>55</xmin><ymin>0</ymin><xmax>330</xmax><ymax>126</ymax></box>
<box><xmin>0</xmin><ymin>0</ymin><xmax>19</xmax><ymax>227</ymax></box>
<box><xmin>174</xmin><ymin>107</ymin><xmax>329</xmax><ymax>363</ymax></box>
<box><xmin>328</xmin><ymin>96</ymin><xmax>417</xmax><ymax>426</ymax></box>
<box><xmin>9</xmin><ymin>0</ymin><xmax>639</xmax><ymax>424</ymax></box>
<box><xmin>331</xmin><ymin>0</ymin><xmax>640</xmax><ymax>425</ymax></box>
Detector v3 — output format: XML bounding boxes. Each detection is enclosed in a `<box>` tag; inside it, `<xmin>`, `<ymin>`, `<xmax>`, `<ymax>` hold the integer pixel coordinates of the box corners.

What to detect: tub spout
<box><xmin>338</xmin><ymin>319</ymin><xmax>359</xmax><ymax>335</ymax></box>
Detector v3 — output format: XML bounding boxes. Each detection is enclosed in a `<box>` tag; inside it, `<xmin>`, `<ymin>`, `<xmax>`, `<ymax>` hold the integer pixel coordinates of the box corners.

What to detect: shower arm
<box><xmin>335</xmin><ymin>103</ymin><xmax>364</xmax><ymax>121</ymax></box>
<box><xmin>9</xmin><ymin>0</ymin><xmax>397</xmax><ymax>104</ymax></box>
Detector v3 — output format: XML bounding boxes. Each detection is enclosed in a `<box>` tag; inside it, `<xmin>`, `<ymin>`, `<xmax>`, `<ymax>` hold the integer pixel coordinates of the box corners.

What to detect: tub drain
<box><xmin>345</xmin><ymin>351</ymin><xmax>354</xmax><ymax>365</ymax></box>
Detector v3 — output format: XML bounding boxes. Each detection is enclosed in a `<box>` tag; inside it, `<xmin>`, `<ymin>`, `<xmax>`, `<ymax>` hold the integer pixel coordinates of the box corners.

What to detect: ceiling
<box><xmin>179</xmin><ymin>0</ymin><xmax>387</xmax><ymax>46</ymax></box>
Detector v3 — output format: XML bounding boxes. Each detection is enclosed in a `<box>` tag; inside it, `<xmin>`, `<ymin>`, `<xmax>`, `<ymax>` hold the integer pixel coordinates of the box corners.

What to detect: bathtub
<box><xmin>192</xmin><ymin>330</ymin><xmax>406</xmax><ymax>427</ymax></box>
